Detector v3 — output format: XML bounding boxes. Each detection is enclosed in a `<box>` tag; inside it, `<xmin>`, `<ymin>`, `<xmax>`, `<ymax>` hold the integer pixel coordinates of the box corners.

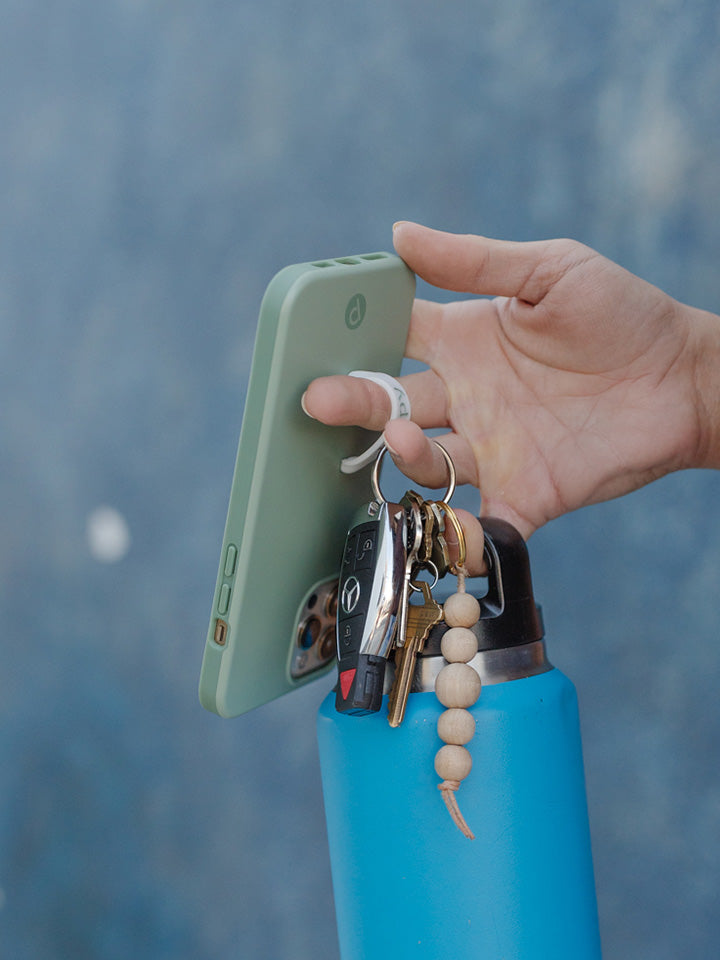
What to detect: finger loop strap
<box><xmin>339</xmin><ymin>371</ymin><xmax>411</xmax><ymax>474</ymax></box>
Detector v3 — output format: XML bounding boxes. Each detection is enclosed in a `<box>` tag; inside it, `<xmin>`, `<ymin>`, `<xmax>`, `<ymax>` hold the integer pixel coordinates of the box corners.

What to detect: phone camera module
<box><xmin>326</xmin><ymin>585</ymin><xmax>339</xmax><ymax>619</ymax></box>
<box><xmin>290</xmin><ymin>578</ymin><xmax>339</xmax><ymax>680</ymax></box>
<box><xmin>319</xmin><ymin>628</ymin><xmax>336</xmax><ymax>662</ymax></box>
<box><xmin>298</xmin><ymin>616</ymin><xmax>321</xmax><ymax>650</ymax></box>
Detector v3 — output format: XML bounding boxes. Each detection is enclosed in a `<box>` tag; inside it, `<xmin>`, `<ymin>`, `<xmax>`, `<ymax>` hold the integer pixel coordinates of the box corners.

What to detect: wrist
<box><xmin>683</xmin><ymin>303</ymin><xmax>720</xmax><ymax>470</ymax></box>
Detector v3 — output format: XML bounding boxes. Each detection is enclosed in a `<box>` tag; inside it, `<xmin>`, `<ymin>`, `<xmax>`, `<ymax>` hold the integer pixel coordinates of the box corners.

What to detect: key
<box><xmin>335</xmin><ymin>499</ymin><xmax>407</xmax><ymax>715</ymax></box>
<box><xmin>429</xmin><ymin>502</ymin><xmax>452</xmax><ymax>578</ymax></box>
<box><xmin>387</xmin><ymin>579</ymin><xmax>444</xmax><ymax>727</ymax></box>
<box><xmin>420</xmin><ymin>499</ymin><xmax>438</xmax><ymax>565</ymax></box>
<box><xmin>394</xmin><ymin>499</ymin><xmax>423</xmax><ymax>650</ymax></box>
<box><xmin>401</xmin><ymin>490</ymin><xmax>432</xmax><ymax>565</ymax></box>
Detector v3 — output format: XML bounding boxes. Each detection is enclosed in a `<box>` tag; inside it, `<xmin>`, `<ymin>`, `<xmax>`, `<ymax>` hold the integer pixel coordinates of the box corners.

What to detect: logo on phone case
<box><xmin>345</xmin><ymin>294</ymin><xmax>366</xmax><ymax>330</ymax></box>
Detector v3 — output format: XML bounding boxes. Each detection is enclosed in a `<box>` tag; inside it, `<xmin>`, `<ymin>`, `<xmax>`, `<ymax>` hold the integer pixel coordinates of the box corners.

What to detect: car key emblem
<box><xmin>341</xmin><ymin>576</ymin><xmax>361</xmax><ymax>614</ymax></box>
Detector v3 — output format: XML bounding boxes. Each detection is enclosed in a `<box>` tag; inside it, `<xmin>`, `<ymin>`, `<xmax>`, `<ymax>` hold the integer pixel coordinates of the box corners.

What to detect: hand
<box><xmin>303</xmin><ymin>223</ymin><xmax>720</xmax><ymax>572</ymax></box>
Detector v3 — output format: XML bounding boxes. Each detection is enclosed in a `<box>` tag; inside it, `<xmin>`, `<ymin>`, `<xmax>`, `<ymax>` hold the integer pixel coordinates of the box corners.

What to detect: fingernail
<box><xmin>383</xmin><ymin>435</ymin><xmax>402</xmax><ymax>460</ymax></box>
<box><xmin>392</xmin><ymin>221</ymin><xmax>408</xmax><ymax>233</ymax></box>
<box><xmin>300</xmin><ymin>391</ymin><xmax>316</xmax><ymax>419</ymax></box>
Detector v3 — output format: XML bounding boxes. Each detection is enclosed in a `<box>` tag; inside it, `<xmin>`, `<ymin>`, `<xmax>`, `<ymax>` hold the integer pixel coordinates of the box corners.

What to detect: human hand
<box><xmin>303</xmin><ymin>223</ymin><xmax>720</xmax><ymax>571</ymax></box>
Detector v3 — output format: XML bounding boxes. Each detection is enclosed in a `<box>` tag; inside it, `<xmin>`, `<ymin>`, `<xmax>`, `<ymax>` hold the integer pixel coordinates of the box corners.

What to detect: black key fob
<box><xmin>335</xmin><ymin>501</ymin><xmax>406</xmax><ymax>715</ymax></box>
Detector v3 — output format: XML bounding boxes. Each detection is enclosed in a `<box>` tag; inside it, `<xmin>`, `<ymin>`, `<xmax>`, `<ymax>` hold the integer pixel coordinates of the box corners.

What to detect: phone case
<box><xmin>199</xmin><ymin>253</ymin><xmax>415</xmax><ymax>718</ymax></box>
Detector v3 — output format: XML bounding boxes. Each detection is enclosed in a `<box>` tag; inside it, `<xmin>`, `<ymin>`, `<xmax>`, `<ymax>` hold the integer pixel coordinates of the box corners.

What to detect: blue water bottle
<box><xmin>317</xmin><ymin>518</ymin><xmax>602</xmax><ymax>959</ymax></box>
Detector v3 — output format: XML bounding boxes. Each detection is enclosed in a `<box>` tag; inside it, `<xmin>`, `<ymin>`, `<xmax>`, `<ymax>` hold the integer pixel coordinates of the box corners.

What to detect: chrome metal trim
<box><xmin>357</xmin><ymin>501</ymin><xmax>406</xmax><ymax>660</ymax></box>
<box><xmin>383</xmin><ymin>639</ymin><xmax>552</xmax><ymax>694</ymax></box>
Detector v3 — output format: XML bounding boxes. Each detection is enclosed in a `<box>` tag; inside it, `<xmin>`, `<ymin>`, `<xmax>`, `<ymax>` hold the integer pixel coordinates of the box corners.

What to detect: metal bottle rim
<box><xmin>383</xmin><ymin>639</ymin><xmax>552</xmax><ymax>695</ymax></box>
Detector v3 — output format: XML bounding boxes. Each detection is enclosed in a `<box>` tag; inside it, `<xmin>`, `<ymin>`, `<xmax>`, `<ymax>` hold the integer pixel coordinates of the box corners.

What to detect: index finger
<box><xmin>302</xmin><ymin>369</ymin><xmax>449</xmax><ymax>431</ymax></box>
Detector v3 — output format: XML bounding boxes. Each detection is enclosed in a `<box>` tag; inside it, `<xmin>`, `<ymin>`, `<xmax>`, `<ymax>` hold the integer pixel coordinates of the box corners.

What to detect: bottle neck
<box><xmin>383</xmin><ymin>639</ymin><xmax>552</xmax><ymax>695</ymax></box>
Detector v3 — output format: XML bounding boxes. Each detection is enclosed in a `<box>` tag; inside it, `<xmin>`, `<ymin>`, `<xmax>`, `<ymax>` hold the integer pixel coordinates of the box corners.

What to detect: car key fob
<box><xmin>335</xmin><ymin>500</ymin><xmax>406</xmax><ymax>714</ymax></box>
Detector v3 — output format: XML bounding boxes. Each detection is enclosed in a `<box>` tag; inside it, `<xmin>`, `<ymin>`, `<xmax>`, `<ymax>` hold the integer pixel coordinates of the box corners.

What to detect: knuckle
<box><xmin>470</xmin><ymin>246</ymin><xmax>493</xmax><ymax>291</ymax></box>
<box><xmin>358</xmin><ymin>380</ymin><xmax>391</xmax><ymax>428</ymax></box>
<box><xmin>547</xmin><ymin>237</ymin><xmax>583</xmax><ymax>259</ymax></box>
<box><xmin>520</xmin><ymin>238</ymin><xmax>595</xmax><ymax>303</ymax></box>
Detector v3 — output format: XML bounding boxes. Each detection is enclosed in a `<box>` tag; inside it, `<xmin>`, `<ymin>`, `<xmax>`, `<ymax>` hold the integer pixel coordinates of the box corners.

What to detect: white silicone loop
<box><xmin>339</xmin><ymin>370</ymin><xmax>412</xmax><ymax>474</ymax></box>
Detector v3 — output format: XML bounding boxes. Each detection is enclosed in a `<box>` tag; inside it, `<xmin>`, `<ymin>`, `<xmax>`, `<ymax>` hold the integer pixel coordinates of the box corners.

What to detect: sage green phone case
<box><xmin>199</xmin><ymin>253</ymin><xmax>415</xmax><ymax>718</ymax></box>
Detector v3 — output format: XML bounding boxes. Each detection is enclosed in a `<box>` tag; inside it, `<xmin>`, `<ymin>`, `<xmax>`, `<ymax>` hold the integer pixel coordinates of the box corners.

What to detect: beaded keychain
<box><xmin>432</xmin><ymin>504</ymin><xmax>482</xmax><ymax>840</ymax></box>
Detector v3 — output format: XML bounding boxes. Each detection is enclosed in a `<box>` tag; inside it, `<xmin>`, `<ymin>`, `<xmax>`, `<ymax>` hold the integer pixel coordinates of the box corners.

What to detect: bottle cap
<box><xmin>423</xmin><ymin>517</ymin><xmax>544</xmax><ymax>655</ymax></box>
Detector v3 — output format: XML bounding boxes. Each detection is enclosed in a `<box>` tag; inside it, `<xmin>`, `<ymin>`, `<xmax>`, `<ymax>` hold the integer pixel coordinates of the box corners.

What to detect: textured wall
<box><xmin>1</xmin><ymin>1</ymin><xmax>719</xmax><ymax>957</ymax></box>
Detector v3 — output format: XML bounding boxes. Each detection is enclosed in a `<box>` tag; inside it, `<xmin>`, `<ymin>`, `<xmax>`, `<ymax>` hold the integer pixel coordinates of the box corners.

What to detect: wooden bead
<box><xmin>435</xmin><ymin>662</ymin><xmax>482</xmax><ymax>708</ymax></box>
<box><xmin>434</xmin><ymin>744</ymin><xmax>472</xmax><ymax>781</ymax></box>
<box><xmin>441</xmin><ymin>627</ymin><xmax>478</xmax><ymax>663</ymax></box>
<box><xmin>438</xmin><ymin>708</ymin><xmax>476</xmax><ymax>745</ymax></box>
<box><xmin>443</xmin><ymin>592</ymin><xmax>481</xmax><ymax>628</ymax></box>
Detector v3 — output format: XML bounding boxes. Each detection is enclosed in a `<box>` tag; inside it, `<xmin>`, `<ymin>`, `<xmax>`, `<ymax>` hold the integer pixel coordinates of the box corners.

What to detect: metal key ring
<box><xmin>371</xmin><ymin>440</ymin><xmax>457</xmax><ymax>505</ymax></box>
<box><xmin>433</xmin><ymin>500</ymin><xmax>467</xmax><ymax>575</ymax></box>
<box><xmin>410</xmin><ymin>561</ymin><xmax>440</xmax><ymax>593</ymax></box>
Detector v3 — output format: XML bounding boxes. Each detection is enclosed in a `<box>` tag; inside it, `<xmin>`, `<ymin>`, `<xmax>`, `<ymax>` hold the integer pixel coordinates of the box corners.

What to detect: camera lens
<box><xmin>298</xmin><ymin>616</ymin><xmax>321</xmax><ymax>650</ymax></box>
<box><xmin>319</xmin><ymin>628</ymin><xmax>336</xmax><ymax>662</ymax></box>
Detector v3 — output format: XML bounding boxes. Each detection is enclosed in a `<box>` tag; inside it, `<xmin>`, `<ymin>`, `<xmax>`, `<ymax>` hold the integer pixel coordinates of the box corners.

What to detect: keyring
<box><xmin>371</xmin><ymin>440</ymin><xmax>457</xmax><ymax>505</ymax></box>
<box><xmin>409</xmin><ymin>561</ymin><xmax>440</xmax><ymax>593</ymax></box>
<box><xmin>433</xmin><ymin>500</ymin><xmax>467</xmax><ymax>575</ymax></box>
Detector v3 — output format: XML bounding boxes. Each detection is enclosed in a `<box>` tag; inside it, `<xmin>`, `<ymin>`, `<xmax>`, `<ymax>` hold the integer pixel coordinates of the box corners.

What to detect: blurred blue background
<box><xmin>2</xmin><ymin>1</ymin><xmax>720</xmax><ymax>957</ymax></box>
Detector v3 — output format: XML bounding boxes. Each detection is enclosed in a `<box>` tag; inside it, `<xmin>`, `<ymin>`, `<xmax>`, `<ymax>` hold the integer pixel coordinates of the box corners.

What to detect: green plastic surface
<box><xmin>199</xmin><ymin>253</ymin><xmax>415</xmax><ymax>717</ymax></box>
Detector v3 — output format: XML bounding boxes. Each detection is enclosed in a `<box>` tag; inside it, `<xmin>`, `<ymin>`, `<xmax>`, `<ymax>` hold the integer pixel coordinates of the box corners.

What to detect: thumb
<box><xmin>393</xmin><ymin>221</ymin><xmax>586</xmax><ymax>305</ymax></box>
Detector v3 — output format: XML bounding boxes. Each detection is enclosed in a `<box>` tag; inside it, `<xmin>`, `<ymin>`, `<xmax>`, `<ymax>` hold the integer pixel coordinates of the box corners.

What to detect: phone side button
<box><xmin>218</xmin><ymin>584</ymin><xmax>231</xmax><ymax>615</ymax></box>
<box><xmin>224</xmin><ymin>544</ymin><xmax>238</xmax><ymax>577</ymax></box>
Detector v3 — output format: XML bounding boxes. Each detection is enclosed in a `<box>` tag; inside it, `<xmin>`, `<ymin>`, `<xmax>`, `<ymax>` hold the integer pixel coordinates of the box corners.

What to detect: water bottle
<box><xmin>317</xmin><ymin>518</ymin><xmax>602</xmax><ymax>959</ymax></box>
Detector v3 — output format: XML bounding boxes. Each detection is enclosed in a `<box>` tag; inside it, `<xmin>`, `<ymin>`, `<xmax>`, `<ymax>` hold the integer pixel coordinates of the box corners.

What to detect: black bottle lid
<box><xmin>474</xmin><ymin>517</ymin><xmax>543</xmax><ymax>651</ymax></box>
<box><xmin>423</xmin><ymin>517</ymin><xmax>544</xmax><ymax>656</ymax></box>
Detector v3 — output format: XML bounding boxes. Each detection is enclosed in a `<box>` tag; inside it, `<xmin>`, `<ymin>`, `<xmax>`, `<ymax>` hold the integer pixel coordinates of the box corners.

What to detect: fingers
<box><xmin>381</xmin><ymin>422</ymin><xmax>487</xmax><ymax>576</ymax></box>
<box><xmin>302</xmin><ymin>369</ymin><xmax>449</xmax><ymax>431</ymax></box>
<box><xmin>393</xmin><ymin>221</ymin><xmax>591</xmax><ymax>305</ymax></box>
<box><xmin>383</xmin><ymin>420</ymin><xmax>478</xmax><ymax>488</ymax></box>
<box><xmin>404</xmin><ymin>298</ymin><xmax>445</xmax><ymax>363</ymax></box>
<box><xmin>448</xmin><ymin>509</ymin><xmax>487</xmax><ymax>577</ymax></box>
<box><xmin>302</xmin><ymin>374</ymin><xmax>391</xmax><ymax>430</ymax></box>
<box><xmin>304</xmin><ymin>381</ymin><xmax>488</xmax><ymax>574</ymax></box>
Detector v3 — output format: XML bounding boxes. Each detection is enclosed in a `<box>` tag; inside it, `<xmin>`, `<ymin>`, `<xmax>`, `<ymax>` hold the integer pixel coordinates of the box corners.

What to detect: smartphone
<box><xmin>199</xmin><ymin>252</ymin><xmax>415</xmax><ymax>718</ymax></box>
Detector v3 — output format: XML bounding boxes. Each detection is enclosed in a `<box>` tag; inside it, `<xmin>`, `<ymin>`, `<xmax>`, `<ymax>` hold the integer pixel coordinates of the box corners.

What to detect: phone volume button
<box><xmin>218</xmin><ymin>584</ymin><xmax>231</xmax><ymax>615</ymax></box>
<box><xmin>224</xmin><ymin>544</ymin><xmax>238</xmax><ymax>577</ymax></box>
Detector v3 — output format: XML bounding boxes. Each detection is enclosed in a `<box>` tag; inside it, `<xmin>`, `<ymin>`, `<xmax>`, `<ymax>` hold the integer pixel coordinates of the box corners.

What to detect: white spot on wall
<box><xmin>86</xmin><ymin>506</ymin><xmax>131</xmax><ymax>563</ymax></box>
<box><xmin>625</xmin><ymin>98</ymin><xmax>690</xmax><ymax>203</ymax></box>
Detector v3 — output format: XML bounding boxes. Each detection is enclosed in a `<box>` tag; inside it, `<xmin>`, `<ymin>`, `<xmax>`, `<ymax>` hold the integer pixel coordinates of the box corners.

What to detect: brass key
<box><xmin>419</xmin><ymin>499</ymin><xmax>438</xmax><ymax>566</ymax></box>
<box><xmin>387</xmin><ymin>579</ymin><xmax>443</xmax><ymax>727</ymax></box>
<box><xmin>429</xmin><ymin>502</ymin><xmax>452</xmax><ymax>578</ymax></box>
